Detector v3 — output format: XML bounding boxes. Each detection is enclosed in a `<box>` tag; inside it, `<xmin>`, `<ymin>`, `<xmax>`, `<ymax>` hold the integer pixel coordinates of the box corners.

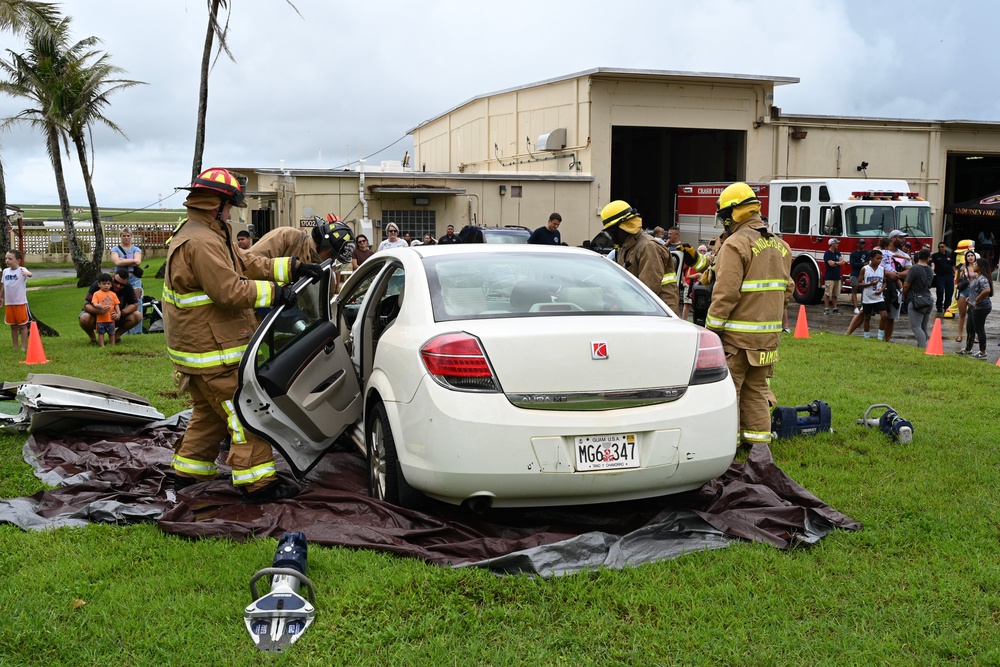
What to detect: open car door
<box><xmin>236</xmin><ymin>262</ymin><xmax>362</xmax><ymax>478</ymax></box>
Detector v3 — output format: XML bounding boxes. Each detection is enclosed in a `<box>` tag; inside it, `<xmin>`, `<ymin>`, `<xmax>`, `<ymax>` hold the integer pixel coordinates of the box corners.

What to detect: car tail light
<box><xmin>690</xmin><ymin>329</ymin><xmax>729</xmax><ymax>385</ymax></box>
<box><xmin>420</xmin><ymin>333</ymin><xmax>500</xmax><ymax>392</ymax></box>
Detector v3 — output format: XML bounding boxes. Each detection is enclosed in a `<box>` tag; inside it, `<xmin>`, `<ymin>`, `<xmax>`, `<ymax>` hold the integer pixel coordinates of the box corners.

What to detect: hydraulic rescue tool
<box><xmin>856</xmin><ymin>404</ymin><xmax>913</xmax><ymax>443</ymax></box>
<box><xmin>244</xmin><ymin>531</ymin><xmax>316</xmax><ymax>652</ymax></box>
<box><xmin>771</xmin><ymin>400</ymin><xmax>833</xmax><ymax>439</ymax></box>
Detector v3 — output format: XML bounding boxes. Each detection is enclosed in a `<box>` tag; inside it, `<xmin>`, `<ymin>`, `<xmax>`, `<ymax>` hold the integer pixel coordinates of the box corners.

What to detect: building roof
<box><xmin>408</xmin><ymin>67</ymin><xmax>800</xmax><ymax>134</ymax></box>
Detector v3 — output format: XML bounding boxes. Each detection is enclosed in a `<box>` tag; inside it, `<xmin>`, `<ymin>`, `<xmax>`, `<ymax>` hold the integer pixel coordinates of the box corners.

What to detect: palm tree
<box><xmin>0</xmin><ymin>0</ymin><xmax>60</xmax><ymax>256</ymax></box>
<box><xmin>0</xmin><ymin>17</ymin><xmax>97</xmax><ymax>285</ymax></box>
<box><xmin>192</xmin><ymin>0</ymin><xmax>299</xmax><ymax>180</ymax></box>
<box><xmin>62</xmin><ymin>51</ymin><xmax>144</xmax><ymax>284</ymax></box>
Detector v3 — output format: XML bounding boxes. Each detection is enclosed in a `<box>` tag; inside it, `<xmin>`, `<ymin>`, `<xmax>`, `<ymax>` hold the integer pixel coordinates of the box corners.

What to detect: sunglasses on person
<box><xmin>358</xmin><ymin>239</ymin><xmax>368</xmax><ymax>244</ymax></box>
<box><xmin>112</xmin><ymin>277</ymin><xmax>128</xmax><ymax>288</ymax></box>
<box><xmin>387</xmin><ymin>229</ymin><xmax>398</xmax><ymax>234</ymax></box>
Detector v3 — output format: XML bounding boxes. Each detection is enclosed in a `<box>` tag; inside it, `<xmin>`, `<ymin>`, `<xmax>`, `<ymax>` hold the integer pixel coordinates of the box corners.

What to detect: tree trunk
<box><xmin>72</xmin><ymin>131</ymin><xmax>103</xmax><ymax>286</ymax></box>
<box><xmin>191</xmin><ymin>0</ymin><xmax>222</xmax><ymax>180</ymax></box>
<box><xmin>46</xmin><ymin>127</ymin><xmax>89</xmax><ymax>287</ymax></box>
<box><xmin>0</xmin><ymin>153</ymin><xmax>10</xmax><ymax>257</ymax></box>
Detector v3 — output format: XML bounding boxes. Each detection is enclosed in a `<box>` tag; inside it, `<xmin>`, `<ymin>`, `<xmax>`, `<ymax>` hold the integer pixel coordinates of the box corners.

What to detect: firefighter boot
<box><xmin>241</xmin><ymin>479</ymin><xmax>300</xmax><ymax>504</ymax></box>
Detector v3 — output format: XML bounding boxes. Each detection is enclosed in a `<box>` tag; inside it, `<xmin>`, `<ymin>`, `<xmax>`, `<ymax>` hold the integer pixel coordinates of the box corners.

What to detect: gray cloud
<box><xmin>2</xmin><ymin>0</ymin><xmax>998</xmax><ymax>208</ymax></box>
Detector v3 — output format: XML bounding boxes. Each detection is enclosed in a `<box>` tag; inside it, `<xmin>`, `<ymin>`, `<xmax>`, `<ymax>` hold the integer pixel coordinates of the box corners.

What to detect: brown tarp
<box><xmin>1</xmin><ymin>418</ymin><xmax>861</xmax><ymax>576</ymax></box>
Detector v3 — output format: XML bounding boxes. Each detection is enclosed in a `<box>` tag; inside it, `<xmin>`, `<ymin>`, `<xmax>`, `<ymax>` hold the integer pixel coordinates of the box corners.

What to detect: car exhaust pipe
<box><xmin>462</xmin><ymin>495</ymin><xmax>494</xmax><ymax>514</ymax></box>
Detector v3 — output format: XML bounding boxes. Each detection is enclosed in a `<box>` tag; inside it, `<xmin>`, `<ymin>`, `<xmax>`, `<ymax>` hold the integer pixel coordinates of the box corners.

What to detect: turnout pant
<box><xmin>725</xmin><ymin>349</ymin><xmax>773</xmax><ymax>447</ymax></box>
<box><xmin>172</xmin><ymin>367</ymin><xmax>278</xmax><ymax>492</ymax></box>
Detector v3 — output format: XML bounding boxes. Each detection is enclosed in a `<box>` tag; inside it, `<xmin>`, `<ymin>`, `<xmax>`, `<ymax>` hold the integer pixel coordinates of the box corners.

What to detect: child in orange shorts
<box><xmin>1</xmin><ymin>250</ymin><xmax>32</xmax><ymax>351</ymax></box>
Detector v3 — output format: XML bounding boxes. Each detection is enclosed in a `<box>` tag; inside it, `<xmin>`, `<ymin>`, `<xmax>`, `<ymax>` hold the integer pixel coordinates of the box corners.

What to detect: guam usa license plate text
<box><xmin>574</xmin><ymin>433</ymin><xmax>639</xmax><ymax>471</ymax></box>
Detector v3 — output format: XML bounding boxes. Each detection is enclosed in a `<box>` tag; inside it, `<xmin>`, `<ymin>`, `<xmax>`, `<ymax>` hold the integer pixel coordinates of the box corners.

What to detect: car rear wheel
<box><xmin>366</xmin><ymin>400</ymin><xmax>425</xmax><ymax>509</ymax></box>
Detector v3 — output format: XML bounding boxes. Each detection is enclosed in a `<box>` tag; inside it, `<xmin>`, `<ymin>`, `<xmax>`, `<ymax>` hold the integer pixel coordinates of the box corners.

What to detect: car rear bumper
<box><xmin>386</xmin><ymin>376</ymin><xmax>737</xmax><ymax>507</ymax></box>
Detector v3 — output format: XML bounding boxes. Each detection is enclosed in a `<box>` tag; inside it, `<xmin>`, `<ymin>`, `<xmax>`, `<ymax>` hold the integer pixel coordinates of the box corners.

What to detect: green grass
<box><xmin>1</xmin><ymin>285</ymin><xmax>999</xmax><ymax>665</ymax></box>
<box><xmin>14</xmin><ymin>205</ymin><xmax>186</xmax><ymax>224</ymax></box>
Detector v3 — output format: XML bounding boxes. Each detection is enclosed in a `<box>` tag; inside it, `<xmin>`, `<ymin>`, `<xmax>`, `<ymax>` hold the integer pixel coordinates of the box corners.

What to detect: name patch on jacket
<box><xmin>751</xmin><ymin>237</ymin><xmax>789</xmax><ymax>257</ymax></box>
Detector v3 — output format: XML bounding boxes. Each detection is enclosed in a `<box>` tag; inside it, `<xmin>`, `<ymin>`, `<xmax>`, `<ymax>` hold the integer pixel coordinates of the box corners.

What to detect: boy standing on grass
<box><xmin>846</xmin><ymin>249</ymin><xmax>887</xmax><ymax>340</ymax></box>
<box><xmin>90</xmin><ymin>273</ymin><xmax>120</xmax><ymax>348</ymax></box>
<box><xmin>1</xmin><ymin>250</ymin><xmax>32</xmax><ymax>351</ymax></box>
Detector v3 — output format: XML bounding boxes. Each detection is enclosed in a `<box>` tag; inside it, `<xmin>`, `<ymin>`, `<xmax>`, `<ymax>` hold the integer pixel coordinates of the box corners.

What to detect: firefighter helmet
<box><xmin>600</xmin><ymin>200</ymin><xmax>639</xmax><ymax>229</ymax></box>
<box><xmin>312</xmin><ymin>219</ymin><xmax>355</xmax><ymax>263</ymax></box>
<box><xmin>184</xmin><ymin>168</ymin><xmax>247</xmax><ymax>208</ymax></box>
<box><xmin>715</xmin><ymin>182</ymin><xmax>759</xmax><ymax>225</ymax></box>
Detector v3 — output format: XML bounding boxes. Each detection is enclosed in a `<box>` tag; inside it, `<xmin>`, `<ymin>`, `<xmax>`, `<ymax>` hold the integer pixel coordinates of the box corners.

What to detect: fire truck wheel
<box><xmin>792</xmin><ymin>262</ymin><xmax>820</xmax><ymax>305</ymax></box>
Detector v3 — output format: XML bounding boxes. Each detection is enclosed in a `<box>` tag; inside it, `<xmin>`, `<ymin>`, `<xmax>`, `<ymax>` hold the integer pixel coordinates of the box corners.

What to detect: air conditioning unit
<box><xmin>536</xmin><ymin>128</ymin><xmax>567</xmax><ymax>151</ymax></box>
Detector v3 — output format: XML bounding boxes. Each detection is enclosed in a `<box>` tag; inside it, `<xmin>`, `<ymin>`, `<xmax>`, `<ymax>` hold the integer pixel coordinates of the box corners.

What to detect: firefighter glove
<box><xmin>292</xmin><ymin>257</ymin><xmax>323</xmax><ymax>283</ymax></box>
<box><xmin>274</xmin><ymin>284</ymin><xmax>298</xmax><ymax>309</ymax></box>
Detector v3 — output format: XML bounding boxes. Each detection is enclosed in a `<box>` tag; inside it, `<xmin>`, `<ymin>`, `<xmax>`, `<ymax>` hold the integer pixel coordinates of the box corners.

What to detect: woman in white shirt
<box><xmin>378</xmin><ymin>223</ymin><xmax>408</xmax><ymax>251</ymax></box>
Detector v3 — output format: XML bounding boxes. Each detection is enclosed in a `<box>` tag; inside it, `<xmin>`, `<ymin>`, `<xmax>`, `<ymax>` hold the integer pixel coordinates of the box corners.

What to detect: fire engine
<box><xmin>675</xmin><ymin>179</ymin><xmax>933</xmax><ymax>304</ymax></box>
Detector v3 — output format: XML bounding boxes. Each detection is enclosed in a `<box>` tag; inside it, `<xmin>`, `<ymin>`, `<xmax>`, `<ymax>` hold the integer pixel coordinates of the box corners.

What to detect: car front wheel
<box><xmin>366</xmin><ymin>400</ymin><xmax>425</xmax><ymax>509</ymax></box>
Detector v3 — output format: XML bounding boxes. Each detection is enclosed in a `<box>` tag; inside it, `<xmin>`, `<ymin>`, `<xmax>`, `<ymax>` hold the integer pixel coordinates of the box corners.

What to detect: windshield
<box><xmin>483</xmin><ymin>230</ymin><xmax>530</xmax><ymax>244</ymax></box>
<box><xmin>423</xmin><ymin>252</ymin><xmax>667</xmax><ymax>321</ymax></box>
<box><xmin>845</xmin><ymin>205</ymin><xmax>932</xmax><ymax>237</ymax></box>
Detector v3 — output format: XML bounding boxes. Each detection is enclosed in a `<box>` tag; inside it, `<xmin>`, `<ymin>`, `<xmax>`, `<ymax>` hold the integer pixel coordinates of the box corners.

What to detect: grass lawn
<box><xmin>1</xmin><ymin>268</ymin><xmax>999</xmax><ymax>666</ymax></box>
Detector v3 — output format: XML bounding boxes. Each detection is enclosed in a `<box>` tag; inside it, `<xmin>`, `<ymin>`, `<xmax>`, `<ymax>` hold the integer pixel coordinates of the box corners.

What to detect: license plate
<box><xmin>574</xmin><ymin>433</ymin><xmax>639</xmax><ymax>471</ymax></box>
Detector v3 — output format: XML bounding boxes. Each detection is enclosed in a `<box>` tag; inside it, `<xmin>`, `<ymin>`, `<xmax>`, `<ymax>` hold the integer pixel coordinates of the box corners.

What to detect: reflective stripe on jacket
<box><xmin>706</xmin><ymin>214</ymin><xmax>792</xmax><ymax>351</ymax></box>
<box><xmin>163</xmin><ymin>208</ymin><xmax>294</xmax><ymax>374</ymax></box>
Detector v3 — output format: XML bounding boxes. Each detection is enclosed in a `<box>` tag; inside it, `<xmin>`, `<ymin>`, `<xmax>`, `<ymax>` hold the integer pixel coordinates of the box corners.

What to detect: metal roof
<box><xmin>408</xmin><ymin>67</ymin><xmax>800</xmax><ymax>133</ymax></box>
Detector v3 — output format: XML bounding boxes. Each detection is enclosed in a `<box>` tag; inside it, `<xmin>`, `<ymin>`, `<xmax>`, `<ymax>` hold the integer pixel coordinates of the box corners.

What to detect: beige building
<box><xmin>237</xmin><ymin>67</ymin><xmax>1000</xmax><ymax>247</ymax></box>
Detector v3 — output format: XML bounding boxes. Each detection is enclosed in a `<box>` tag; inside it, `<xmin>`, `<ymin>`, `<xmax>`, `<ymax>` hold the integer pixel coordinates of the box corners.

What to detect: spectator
<box><xmin>955</xmin><ymin>249</ymin><xmax>978</xmax><ymax>343</ymax></box>
<box><xmin>666</xmin><ymin>226</ymin><xmax>681</xmax><ymax>250</ymax></box>
<box><xmin>352</xmin><ymin>235</ymin><xmax>374</xmax><ymax>269</ymax></box>
<box><xmin>378</xmin><ymin>223</ymin><xmax>408</xmax><ymax>251</ymax></box>
<box><xmin>1</xmin><ymin>249</ymin><xmax>32</xmax><ymax>351</ymax></box>
<box><xmin>438</xmin><ymin>224</ymin><xmax>461</xmax><ymax>244</ymax></box>
<box><xmin>848</xmin><ymin>239</ymin><xmax>870</xmax><ymax>314</ymax></box>
<box><xmin>930</xmin><ymin>241</ymin><xmax>955</xmax><ymax>313</ymax></box>
<box><xmin>881</xmin><ymin>231</ymin><xmax>911</xmax><ymax>342</ymax></box>
<box><xmin>422</xmin><ymin>234</ymin><xmax>436</xmax><ymax>246</ymax></box>
<box><xmin>846</xmin><ymin>248</ymin><xmax>886</xmax><ymax>340</ymax></box>
<box><xmin>901</xmin><ymin>249</ymin><xmax>935</xmax><ymax>348</ymax></box>
<box><xmin>958</xmin><ymin>257</ymin><xmax>994</xmax><ymax>358</ymax></box>
<box><xmin>823</xmin><ymin>238</ymin><xmax>847</xmax><ymax>314</ymax></box>
<box><xmin>89</xmin><ymin>273</ymin><xmax>120</xmax><ymax>347</ymax></box>
<box><xmin>79</xmin><ymin>268</ymin><xmax>141</xmax><ymax>345</ymax></box>
<box><xmin>651</xmin><ymin>227</ymin><xmax>666</xmax><ymax>245</ymax></box>
<box><xmin>978</xmin><ymin>230</ymin><xmax>995</xmax><ymax>268</ymax></box>
<box><xmin>236</xmin><ymin>229</ymin><xmax>253</xmax><ymax>250</ymax></box>
<box><xmin>528</xmin><ymin>213</ymin><xmax>562</xmax><ymax>245</ymax></box>
<box><xmin>402</xmin><ymin>232</ymin><xmax>413</xmax><ymax>246</ymax></box>
<box><xmin>110</xmin><ymin>229</ymin><xmax>143</xmax><ymax>335</ymax></box>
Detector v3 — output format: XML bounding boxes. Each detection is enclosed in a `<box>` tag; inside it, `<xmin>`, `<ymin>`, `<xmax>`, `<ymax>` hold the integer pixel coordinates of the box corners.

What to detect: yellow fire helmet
<box><xmin>716</xmin><ymin>182</ymin><xmax>760</xmax><ymax>225</ymax></box>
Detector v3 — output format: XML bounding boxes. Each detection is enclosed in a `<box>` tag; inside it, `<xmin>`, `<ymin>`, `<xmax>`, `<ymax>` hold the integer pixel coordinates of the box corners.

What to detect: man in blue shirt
<box><xmin>823</xmin><ymin>238</ymin><xmax>847</xmax><ymax>314</ymax></box>
<box><xmin>528</xmin><ymin>213</ymin><xmax>562</xmax><ymax>245</ymax></box>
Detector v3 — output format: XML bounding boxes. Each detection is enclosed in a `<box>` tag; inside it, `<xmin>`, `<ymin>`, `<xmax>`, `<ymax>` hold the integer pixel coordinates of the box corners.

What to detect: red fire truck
<box><xmin>675</xmin><ymin>178</ymin><xmax>933</xmax><ymax>304</ymax></box>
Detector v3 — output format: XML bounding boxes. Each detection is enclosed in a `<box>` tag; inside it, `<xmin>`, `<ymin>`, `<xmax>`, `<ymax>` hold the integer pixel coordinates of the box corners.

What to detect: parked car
<box><xmin>457</xmin><ymin>225</ymin><xmax>531</xmax><ymax>244</ymax></box>
<box><xmin>236</xmin><ymin>245</ymin><xmax>737</xmax><ymax>510</ymax></box>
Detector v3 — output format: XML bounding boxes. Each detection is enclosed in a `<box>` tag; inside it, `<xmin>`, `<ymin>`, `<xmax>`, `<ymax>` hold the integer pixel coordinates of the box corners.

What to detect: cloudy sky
<box><xmin>1</xmin><ymin>0</ymin><xmax>995</xmax><ymax>209</ymax></box>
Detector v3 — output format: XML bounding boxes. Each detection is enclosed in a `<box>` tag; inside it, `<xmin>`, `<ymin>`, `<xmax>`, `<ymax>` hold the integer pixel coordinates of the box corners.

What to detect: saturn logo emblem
<box><xmin>592</xmin><ymin>342</ymin><xmax>608</xmax><ymax>360</ymax></box>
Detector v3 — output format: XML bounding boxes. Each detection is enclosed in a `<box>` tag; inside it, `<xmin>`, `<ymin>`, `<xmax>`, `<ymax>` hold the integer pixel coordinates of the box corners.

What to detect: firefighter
<box><xmin>164</xmin><ymin>168</ymin><xmax>323</xmax><ymax>503</ymax></box>
<box><xmin>706</xmin><ymin>183</ymin><xmax>792</xmax><ymax>449</ymax></box>
<box><xmin>598</xmin><ymin>200</ymin><xmax>675</xmax><ymax>306</ymax></box>
<box><xmin>597</xmin><ymin>200</ymin><xmax>710</xmax><ymax>310</ymax></box>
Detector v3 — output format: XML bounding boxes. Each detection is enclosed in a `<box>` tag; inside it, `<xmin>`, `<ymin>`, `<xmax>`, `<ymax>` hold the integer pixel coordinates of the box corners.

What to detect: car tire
<box><xmin>366</xmin><ymin>400</ymin><xmax>425</xmax><ymax>509</ymax></box>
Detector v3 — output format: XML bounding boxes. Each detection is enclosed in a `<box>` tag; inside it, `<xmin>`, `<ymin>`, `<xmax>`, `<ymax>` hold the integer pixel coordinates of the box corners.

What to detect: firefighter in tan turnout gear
<box><xmin>706</xmin><ymin>183</ymin><xmax>792</xmax><ymax>448</ymax></box>
<box><xmin>597</xmin><ymin>200</ymin><xmax>710</xmax><ymax>310</ymax></box>
<box><xmin>164</xmin><ymin>168</ymin><xmax>323</xmax><ymax>503</ymax></box>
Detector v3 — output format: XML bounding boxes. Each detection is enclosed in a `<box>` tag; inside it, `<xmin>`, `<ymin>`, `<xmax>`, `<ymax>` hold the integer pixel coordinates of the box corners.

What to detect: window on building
<box><xmin>382</xmin><ymin>210</ymin><xmax>437</xmax><ymax>241</ymax></box>
<box><xmin>511</xmin><ymin>186</ymin><xmax>523</xmax><ymax>198</ymax></box>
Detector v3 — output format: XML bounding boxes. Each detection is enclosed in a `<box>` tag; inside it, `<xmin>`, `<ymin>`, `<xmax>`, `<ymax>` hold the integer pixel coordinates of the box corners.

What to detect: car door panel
<box><xmin>237</xmin><ymin>263</ymin><xmax>362</xmax><ymax>478</ymax></box>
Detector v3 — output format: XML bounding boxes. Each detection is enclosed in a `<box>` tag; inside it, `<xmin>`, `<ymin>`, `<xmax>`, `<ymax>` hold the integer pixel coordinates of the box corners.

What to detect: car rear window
<box><xmin>423</xmin><ymin>252</ymin><xmax>667</xmax><ymax>321</ymax></box>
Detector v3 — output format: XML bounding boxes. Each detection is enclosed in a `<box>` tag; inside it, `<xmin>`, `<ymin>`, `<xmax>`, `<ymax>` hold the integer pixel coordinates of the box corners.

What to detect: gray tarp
<box><xmin>0</xmin><ymin>417</ymin><xmax>860</xmax><ymax>577</ymax></box>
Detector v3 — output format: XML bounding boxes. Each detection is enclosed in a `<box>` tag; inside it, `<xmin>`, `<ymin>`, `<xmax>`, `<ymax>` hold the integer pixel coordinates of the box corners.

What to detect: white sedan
<box><xmin>236</xmin><ymin>245</ymin><xmax>737</xmax><ymax>510</ymax></box>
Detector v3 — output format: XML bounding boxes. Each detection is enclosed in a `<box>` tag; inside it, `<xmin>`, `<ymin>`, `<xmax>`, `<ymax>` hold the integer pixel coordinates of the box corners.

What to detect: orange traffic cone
<box><xmin>22</xmin><ymin>321</ymin><xmax>48</xmax><ymax>365</ymax></box>
<box><xmin>925</xmin><ymin>318</ymin><xmax>943</xmax><ymax>356</ymax></box>
<box><xmin>793</xmin><ymin>304</ymin><xmax>810</xmax><ymax>339</ymax></box>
